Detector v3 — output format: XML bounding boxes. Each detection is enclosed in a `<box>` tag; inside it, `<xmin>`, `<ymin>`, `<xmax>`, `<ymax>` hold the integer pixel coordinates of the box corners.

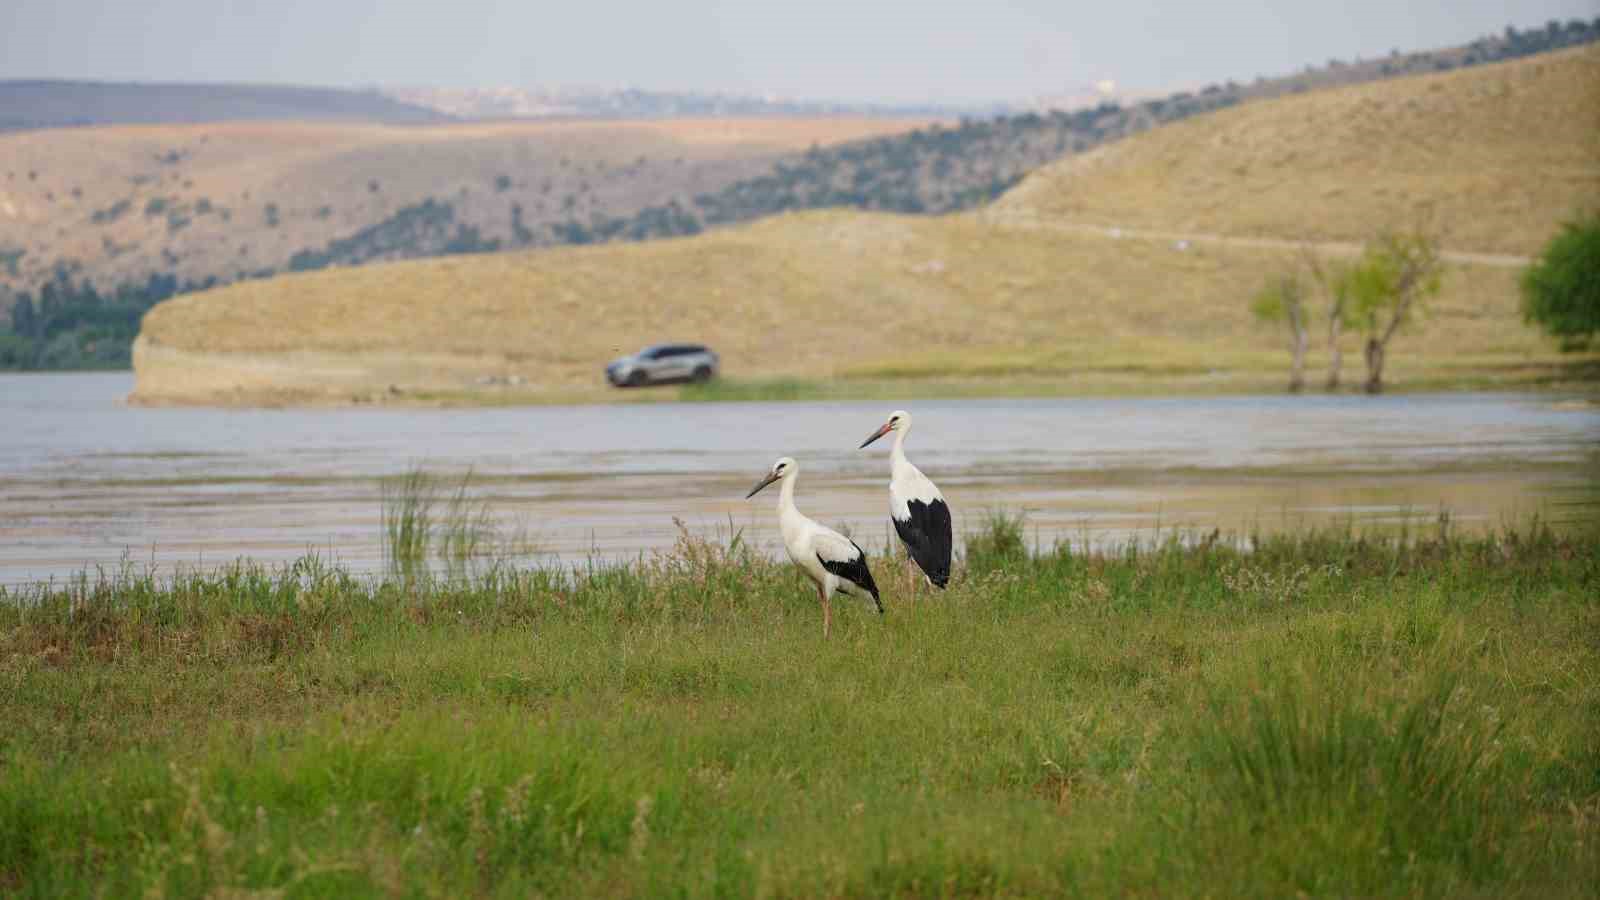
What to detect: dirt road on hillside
<box><xmin>980</xmin><ymin>213</ymin><xmax>1532</xmax><ymax>268</ymax></box>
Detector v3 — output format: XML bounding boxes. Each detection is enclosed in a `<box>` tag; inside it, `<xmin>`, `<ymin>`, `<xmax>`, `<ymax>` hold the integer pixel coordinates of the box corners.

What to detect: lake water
<box><xmin>2</xmin><ymin>373</ymin><xmax>1596</xmax><ymax>586</ymax></box>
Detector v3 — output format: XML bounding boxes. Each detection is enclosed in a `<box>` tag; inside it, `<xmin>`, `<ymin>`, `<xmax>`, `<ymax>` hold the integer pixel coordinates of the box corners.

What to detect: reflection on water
<box><xmin>2</xmin><ymin>373</ymin><xmax>1596</xmax><ymax>585</ymax></box>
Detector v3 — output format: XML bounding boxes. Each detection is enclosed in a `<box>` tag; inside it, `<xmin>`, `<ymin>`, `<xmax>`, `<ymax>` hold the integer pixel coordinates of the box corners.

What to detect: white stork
<box><xmin>745</xmin><ymin>456</ymin><xmax>882</xmax><ymax>638</ymax></box>
<box><xmin>859</xmin><ymin>410</ymin><xmax>952</xmax><ymax>598</ymax></box>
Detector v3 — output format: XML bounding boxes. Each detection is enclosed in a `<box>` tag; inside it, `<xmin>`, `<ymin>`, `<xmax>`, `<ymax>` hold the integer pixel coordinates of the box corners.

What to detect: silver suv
<box><xmin>605</xmin><ymin>343</ymin><xmax>719</xmax><ymax>387</ymax></box>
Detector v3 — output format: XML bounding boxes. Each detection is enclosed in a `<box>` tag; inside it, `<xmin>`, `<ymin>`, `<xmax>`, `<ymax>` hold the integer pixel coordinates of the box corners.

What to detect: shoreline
<box><xmin>9</xmin><ymin>355</ymin><xmax>1598</xmax><ymax>409</ymax></box>
<box><xmin>125</xmin><ymin>366</ymin><xmax>1600</xmax><ymax>408</ymax></box>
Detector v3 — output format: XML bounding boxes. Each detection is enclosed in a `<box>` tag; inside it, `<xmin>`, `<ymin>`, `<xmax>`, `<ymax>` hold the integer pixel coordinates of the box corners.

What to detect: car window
<box><xmin>641</xmin><ymin>345</ymin><xmax>707</xmax><ymax>359</ymax></box>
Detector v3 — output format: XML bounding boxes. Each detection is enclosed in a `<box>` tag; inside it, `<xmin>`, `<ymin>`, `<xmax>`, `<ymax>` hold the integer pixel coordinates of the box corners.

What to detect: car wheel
<box><xmin>626</xmin><ymin>371</ymin><xmax>647</xmax><ymax>388</ymax></box>
<box><xmin>691</xmin><ymin>366</ymin><xmax>713</xmax><ymax>383</ymax></box>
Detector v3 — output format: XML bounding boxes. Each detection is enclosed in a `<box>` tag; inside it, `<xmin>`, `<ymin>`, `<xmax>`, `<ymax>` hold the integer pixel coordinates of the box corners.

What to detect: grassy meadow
<box><xmin>3</xmin><ymin>511</ymin><xmax>1597</xmax><ymax>897</ymax></box>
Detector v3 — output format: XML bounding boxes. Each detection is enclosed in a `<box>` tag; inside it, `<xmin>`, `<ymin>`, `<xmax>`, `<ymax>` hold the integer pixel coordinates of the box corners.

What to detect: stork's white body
<box><xmin>749</xmin><ymin>458</ymin><xmax>881</xmax><ymax>637</ymax></box>
<box><xmin>863</xmin><ymin>411</ymin><xmax>953</xmax><ymax>591</ymax></box>
<box><xmin>888</xmin><ymin>441</ymin><xmax>945</xmax><ymax>525</ymax></box>
<box><xmin>779</xmin><ymin>485</ymin><xmax>879</xmax><ymax>605</ymax></box>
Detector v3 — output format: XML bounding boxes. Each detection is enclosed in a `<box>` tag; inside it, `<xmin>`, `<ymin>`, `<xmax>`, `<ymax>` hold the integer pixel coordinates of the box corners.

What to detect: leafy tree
<box><xmin>1</xmin><ymin>270</ymin><xmax>188</xmax><ymax>371</ymax></box>
<box><xmin>1345</xmin><ymin>231</ymin><xmax>1443</xmax><ymax>394</ymax></box>
<box><xmin>1303</xmin><ymin>252</ymin><xmax>1359</xmax><ymax>390</ymax></box>
<box><xmin>1520</xmin><ymin>213</ymin><xmax>1600</xmax><ymax>351</ymax></box>
<box><xmin>1</xmin><ymin>247</ymin><xmax>26</xmax><ymax>277</ymax></box>
<box><xmin>10</xmin><ymin>295</ymin><xmax>37</xmax><ymax>338</ymax></box>
<box><xmin>0</xmin><ymin>331</ymin><xmax>30</xmax><ymax>368</ymax></box>
<box><xmin>1251</xmin><ymin>272</ymin><xmax>1310</xmax><ymax>392</ymax></box>
<box><xmin>510</xmin><ymin>203</ymin><xmax>534</xmax><ymax>245</ymax></box>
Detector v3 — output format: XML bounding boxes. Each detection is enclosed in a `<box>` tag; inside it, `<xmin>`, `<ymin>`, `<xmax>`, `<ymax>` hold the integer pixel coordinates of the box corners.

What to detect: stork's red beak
<box><xmin>859</xmin><ymin>422</ymin><xmax>892</xmax><ymax>449</ymax></box>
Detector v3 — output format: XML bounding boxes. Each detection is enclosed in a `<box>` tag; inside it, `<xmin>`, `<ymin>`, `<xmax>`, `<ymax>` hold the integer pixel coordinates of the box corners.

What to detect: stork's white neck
<box><xmin>775</xmin><ymin>468</ymin><xmax>807</xmax><ymax>544</ymax></box>
<box><xmin>777</xmin><ymin>468</ymin><xmax>798</xmax><ymax>514</ymax></box>
<box><xmin>890</xmin><ymin>425</ymin><xmax>909</xmax><ymax>467</ymax></box>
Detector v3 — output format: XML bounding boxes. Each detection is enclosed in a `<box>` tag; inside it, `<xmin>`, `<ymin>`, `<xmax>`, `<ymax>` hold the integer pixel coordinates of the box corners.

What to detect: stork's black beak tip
<box><xmin>745</xmin><ymin>472</ymin><xmax>778</xmax><ymax>499</ymax></box>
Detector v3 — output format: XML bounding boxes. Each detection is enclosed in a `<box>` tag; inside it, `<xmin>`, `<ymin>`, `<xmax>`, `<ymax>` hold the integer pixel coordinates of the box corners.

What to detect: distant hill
<box><xmin>616</xmin><ymin>16</ymin><xmax>1600</xmax><ymax>229</ymax></box>
<box><xmin>5</xmin><ymin>18</ymin><xmax>1597</xmax><ymax>371</ymax></box>
<box><xmin>0</xmin><ymin>117</ymin><xmax>933</xmax><ymax>368</ymax></box>
<box><xmin>992</xmin><ymin>44</ymin><xmax>1600</xmax><ymax>256</ymax></box>
<box><xmin>0</xmin><ymin>81</ymin><xmax>448</xmax><ymax>131</ymax></box>
<box><xmin>129</xmin><ymin>47</ymin><xmax>1597</xmax><ymax>405</ymax></box>
<box><xmin>413</xmin><ymin>18</ymin><xmax>1597</xmax><ymax>250</ymax></box>
<box><xmin>126</xmin><ymin>213</ymin><xmax>1541</xmax><ymax>407</ymax></box>
<box><xmin>385</xmin><ymin>85</ymin><xmax>985</xmax><ymax>121</ymax></box>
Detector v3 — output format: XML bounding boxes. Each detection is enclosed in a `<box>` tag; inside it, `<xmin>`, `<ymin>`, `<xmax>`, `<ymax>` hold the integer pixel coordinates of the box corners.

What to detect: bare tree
<box><xmin>1346</xmin><ymin>231</ymin><xmax>1443</xmax><ymax>394</ymax></box>
<box><xmin>1251</xmin><ymin>272</ymin><xmax>1310</xmax><ymax>392</ymax></box>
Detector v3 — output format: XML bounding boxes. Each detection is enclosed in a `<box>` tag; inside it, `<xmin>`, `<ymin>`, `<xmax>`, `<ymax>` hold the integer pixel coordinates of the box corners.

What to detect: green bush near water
<box><xmin>1522</xmin><ymin>212</ymin><xmax>1600</xmax><ymax>351</ymax></box>
<box><xmin>1</xmin><ymin>521</ymin><xmax>1596</xmax><ymax>896</ymax></box>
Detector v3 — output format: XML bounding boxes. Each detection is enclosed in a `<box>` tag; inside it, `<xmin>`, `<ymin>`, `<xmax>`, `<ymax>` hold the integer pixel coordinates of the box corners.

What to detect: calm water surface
<box><xmin>2</xmin><ymin>373</ymin><xmax>1596</xmax><ymax>586</ymax></box>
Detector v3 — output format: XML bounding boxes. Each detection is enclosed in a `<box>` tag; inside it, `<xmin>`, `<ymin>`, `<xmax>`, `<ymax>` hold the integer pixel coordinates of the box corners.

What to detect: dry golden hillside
<box><xmin>992</xmin><ymin>45</ymin><xmax>1600</xmax><ymax>256</ymax></box>
<box><xmin>133</xmin><ymin>209</ymin><xmax>1554</xmax><ymax>405</ymax></box>
<box><xmin>132</xmin><ymin>51</ymin><xmax>1599</xmax><ymax>405</ymax></box>
<box><xmin>0</xmin><ymin>116</ymin><xmax>932</xmax><ymax>295</ymax></box>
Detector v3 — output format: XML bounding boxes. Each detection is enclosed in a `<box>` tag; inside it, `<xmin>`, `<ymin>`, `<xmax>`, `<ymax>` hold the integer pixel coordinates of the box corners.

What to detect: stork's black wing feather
<box><xmin>818</xmin><ymin>543</ymin><xmax>882</xmax><ymax>612</ymax></box>
<box><xmin>894</xmin><ymin>498</ymin><xmax>952</xmax><ymax>588</ymax></box>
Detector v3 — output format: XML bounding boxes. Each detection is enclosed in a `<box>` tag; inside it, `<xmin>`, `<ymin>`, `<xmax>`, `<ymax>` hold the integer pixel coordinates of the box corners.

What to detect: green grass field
<box><xmin>3</xmin><ymin>516</ymin><xmax>1597</xmax><ymax>897</ymax></box>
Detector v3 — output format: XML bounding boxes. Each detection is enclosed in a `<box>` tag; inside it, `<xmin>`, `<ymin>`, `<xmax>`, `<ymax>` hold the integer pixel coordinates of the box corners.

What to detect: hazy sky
<box><xmin>3</xmin><ymin>0</ymin><xmax>1595</xmax><ymax>104</ymax></box>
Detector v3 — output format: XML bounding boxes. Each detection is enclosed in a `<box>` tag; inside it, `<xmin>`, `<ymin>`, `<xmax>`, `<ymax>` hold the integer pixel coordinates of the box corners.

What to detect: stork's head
<box><xmin>859</xmin><ymin>410</ymin><xmax>911</xmax><ymax>448</ymax></box>
<box><xmin>744</xmin><ymin>456</ymin><xmax>796</xmax><ymax>499</ymax></box>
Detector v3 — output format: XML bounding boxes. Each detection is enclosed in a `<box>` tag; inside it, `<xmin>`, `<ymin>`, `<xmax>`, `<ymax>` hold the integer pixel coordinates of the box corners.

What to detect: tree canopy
<box><xmin>1345</xmin><ymin>231</ymin><xmax>1442</xmax><ymax>339</ymax></box>
<box><xmin>1249</xmin><ymin>273</ymin><xmax>1305</xmax><ymax>324</ymax></box>
<box><xmin>1521</xmin><ymin>213</ymin><xmax>1600</xmax><ymax>350</ymax></box>
<box><xmin>1341</xmin><ymin>231</ymin><xmax>1443</xmax><ymax>393</ymax></box>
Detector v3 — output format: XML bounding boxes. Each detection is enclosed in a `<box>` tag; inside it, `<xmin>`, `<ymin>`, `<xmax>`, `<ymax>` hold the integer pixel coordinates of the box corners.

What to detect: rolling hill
<box><xmin>0</xmin><ymin>116</ymin><xmax>934</xmax><ymax>293</ymax></box>
<box><xmin>991</xmin><ymin>44</ymin><xmax>1600</xmax><ymax>256</ymax></box>
<box><xmin>383</xmin><ymin>85</ymin><xmax>977</xmax><ymax>120</ymax></box>
<box><xmin>7</xmin><ymin>19</ymin><xmax>1597</xmax><ymax>373</ymax></box>
<box><xmin>0</xmin><ymin>116</ymin><xmax>934</xmax><ymax>367</ymax></box>
<box><xmin>662</xmin><ymin>17</ymin><xmax>1600</xmax><ymax>229</ymax></box>
<box><xmin>130</xmin><ymin>47</ymin><xmax>1599</xmax><ymax>406</ymax></box>
<box><xmin>132</xmin><ymin>210</ymin><xmax>1542</xmax><ymax>406</ymax></box>
<box><xmin>0</xmin><ymin>80</ymin><xmax>447</xmax><ymax>131</ymax></box>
